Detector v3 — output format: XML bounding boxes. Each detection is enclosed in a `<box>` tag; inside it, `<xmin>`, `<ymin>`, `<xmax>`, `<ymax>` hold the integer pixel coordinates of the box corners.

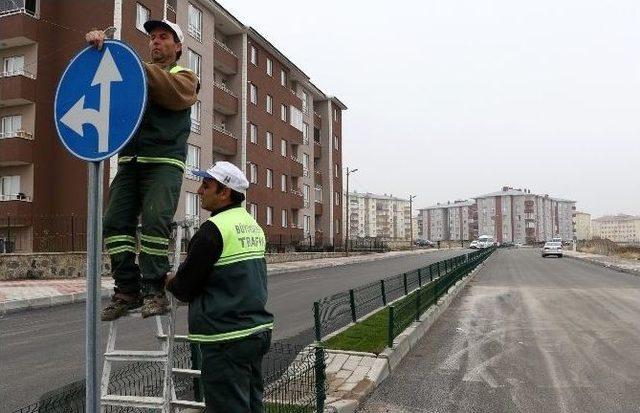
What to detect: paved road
<box><xmin>358</xmin><ymin>248</ymin><xmax>640</xmax><ymax>413</ymax></box>
<box><xmin>0</xmin><ymin>249</ymin><xmax>465</xmax><ymax>412</ymax></box>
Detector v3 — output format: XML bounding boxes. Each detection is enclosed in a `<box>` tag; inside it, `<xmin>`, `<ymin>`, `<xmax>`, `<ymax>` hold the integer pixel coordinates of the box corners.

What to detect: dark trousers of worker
<box><xmin>200</xmin><ymin>330</ymin><xmax>272</xmax><ymax>413</ymax></box>
<box><xmin>103</xmin><ymin>162</ymin><xmax>183</xmax><ymax>296</ymax></box>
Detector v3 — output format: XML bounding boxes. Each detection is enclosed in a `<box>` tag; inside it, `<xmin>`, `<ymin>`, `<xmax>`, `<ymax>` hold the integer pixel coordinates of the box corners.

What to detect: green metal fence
<box><xmin>313</xmin><ymin>250</ymin><xmax>492</xmax><ymax>342</ymax></box>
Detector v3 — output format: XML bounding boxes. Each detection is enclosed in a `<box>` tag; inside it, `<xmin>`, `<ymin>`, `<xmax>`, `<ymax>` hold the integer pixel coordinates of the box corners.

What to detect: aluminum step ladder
<box><xmin>100</xmin><ymin>223</ymin><xmax>206</xmax><ymax>412</ymax></box>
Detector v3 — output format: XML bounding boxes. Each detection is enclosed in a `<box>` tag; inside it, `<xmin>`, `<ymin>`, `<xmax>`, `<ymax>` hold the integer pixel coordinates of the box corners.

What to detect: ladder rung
<box><xmin>104</xmin><ymin>350</ymin><xmax>168</xmax><ymax>362</ymax></box>
<box><xmin>157</xmin><ymin>333</ymin><xmax>190</xmax><ymax>342</ymax></box>
<box><xmin>172</xmin><ymin>399</ymin><xmax>206</xmax><ymax>409</ymax></box>
<box><xmin>173</xmin><ymin>368</ymin><xmax>201</xmax><ymax>377</ymax></box>
<box><xmin>102</xmin><ymin>394</ymin><xmax>165</xmax><ymax>409</ymax></box>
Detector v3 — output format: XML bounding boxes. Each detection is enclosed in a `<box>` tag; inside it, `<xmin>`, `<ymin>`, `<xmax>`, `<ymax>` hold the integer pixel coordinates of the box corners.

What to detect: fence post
<box><xmin>403</xmin><ymin>273</ymin><xmax>408</xmax><ymax>295</ymax></box>
<box><xmin>349</xmin><ymin>289</ymin><xmax>357</xmax><ymax>322</ymax></box>
<box><xmin>388</xmin><ymin>305</ymin><xmax>395</xmax><ymax>348</ymax></box>
<box><xmin>315</xmin><ymin>344</ymin><xmax>326</xmax><ymax>413</ymax></box>
<box><xmin>380</xmin><ymin>279</ymin><xmax>387</xmax><ymax>306</ymax></box>
<box><xmin>415</xmin><ymin>287</ymin><xmax>421</xmax><ymax>321</ymax></box>
<box><xmin>438</xmin><ymin>261</ymin><xmax>441</xmax><ymax>277</ymax></box>
<box><xmin>418</xmin><ymin>268</ymin><xmax>422</xmax><ymax>287</ymax></box>
<box><xmin>313</xmin><ymin>301</ymin><xmax>322</xmax><ymax>341</ymax></box>
<box><xmin>429</xmin><ymin>265</ymin><xmax>433</xmax><ymax>282</ymax></box>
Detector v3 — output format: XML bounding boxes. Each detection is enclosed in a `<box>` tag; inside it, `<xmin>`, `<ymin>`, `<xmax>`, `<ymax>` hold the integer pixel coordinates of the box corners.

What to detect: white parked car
<box><xmin>477</xmin><ymin>235</ymin><xmax>495</xmax><ymax>249</ymax></box>
<box><xmin>541</xmin><ymin>241</ymin><xmax>563</xmax><ymax>258</ymax></box>
<box><xmin>469</xmin><ymin>240</ymin><xmax>480</xmax><ymax>249</ymax></box>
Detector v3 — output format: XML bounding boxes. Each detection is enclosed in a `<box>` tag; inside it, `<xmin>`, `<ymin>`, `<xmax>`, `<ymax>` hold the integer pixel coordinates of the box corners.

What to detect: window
<box><xmin>280</xmin><ymin>139</ymin><xmax>287</xmax><ymax>157</ymax></box>
<box><xmin>250</xmin><ymin>45</ymin><xmax>257</xmax><ymax>65</ymax></box>
<box><xmin>266</xmin><ymin>169</ymin><xmax>273</xmax><ymax>188</ymax></box>
<box><xmin>301</xmin><ymin>91</ymin><xmax>308</xmax><ymax>113</ymax></box>
<box><xmin>190</xmin><ymin>100</ymin><xmax>201</xmax><ymax>133</ymax></box>
<box><xmin>1</xmin><ymin>115</ymin><xmax>22</xmax><ymax>138</ymax></box>
<box><xmin>281</xmin><ymin>209</ymin><xmax>288</xmax><ymax>228</ymax></box>
<box><xmin>266</xmin><ymin>94</ymin><xmax>273</xmax><ymax>114</ymax></box>
<box><xmin>334</xmin><ymin>108</ymin><xmax>339</xmax><ymax>119</ymax></box>
<box><xmin>335</xmin><ymin>164</ymin><xmax>339</xmax><ymax>178</ymax></box>
<box><xmin>334</xmin><ymin>135</ymin><xmax>339</xmax><ymax>150</ymax></box>
<box><xmin>249</xmin><ymin>83</ymin><xmax>257</xmax><ymax>105</ymax></box>
<box><xmin>303</xmin><ymin>185</ymin><xmax>310</xmax><ymax>206</ymax></box>
<box><xmin>302</xmin><ymin>122</ymin><xmax>309</xmax><ymax>144</ymax></box>
<box><xmin>280</xmin><ymin>69</ymin><xmax>287</xmax><ymax>87</ymax></box>
<box><xmin>0</xmin><ymin>175</ymin><xmax>20</xmax><ymax>199</ymax></box>
<box><xmin>266</xmin><ymin>131</ymin><xmax>273</xmax><ymax>150</ymax></box>
<box><xmin>304</xmin><ymin>215</ymin><xmax>311</xmax><ymax>234</ymax></box>
<box><xmin>249</xmin><ymin>163</ymin><xmax>257</xmax><ymax>183</ymax></box>
<box><xmin>281</xmin><ymin>175</ymin><xmax>287</xmax><ymax>192</ymax></box>
<box><xmin>135</xmin><ymin>3</ymin><xmax>149</xmax><ymax>33</ymax></box>
<box><xmin>303</xmin><ymin>153</ymin><xmax>309</xmax><ymax>170</ymax></box>
<box><xmin>249</xmin><ymin>123</ymin><xmax>257</xmax><ymax>144</ymax></box>
<box><xmin>249</xmin><ymin>203</ymin><xmax>258</xmax><ymax>219</ymax></box>
<box><xmin>186</xmin><ymin>144</ymin><xmax>200</xmax><ymax>178</ymax></box>
<box><xmin>187</xmin><ymin>49</ymin><xmax>201</xmax><ymax>79</ymax></box>
<box><xmin>187</xmin><ymin>3</ymin><xmax>202</xmax><ymax>41</ymax></box>
<box><xmin>266</xmin><ymin>58</ymin><xmax>273</xmax><ymax>76</ymax></box>
<box><xmin>3</xmin><ymin>56</ymin><xmax>24</xmax><ymax>76</ymax></box>
<box><xmin>185</xmin><ymin>192</ymin><xmax>200</xmax><ymax>221</ymax></box>
<box><xmin>280</xmin><ymin>104</ymin><xmax>288</xmax><ymax>122</ymax></box>
<box><xmin>336</xmin><ymin>219</ymin><xmax>341</xmax><ymax>234</ymax></box>
<box><xmin>335</xmin><ymin>192</ymin><xmax>341</xmax><ymax>206</ymax></box>
<box><xmin>266</xmin><ymin>206</ymin><xmax>273</xmax><ymax>226</ymax></box>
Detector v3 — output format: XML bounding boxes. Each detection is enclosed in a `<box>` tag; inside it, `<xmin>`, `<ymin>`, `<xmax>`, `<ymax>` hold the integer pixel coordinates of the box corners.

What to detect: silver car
<box><xmin>541</xmin><ymin>241</ymin><xmax>563</xmax><ymax>258</ymax></box>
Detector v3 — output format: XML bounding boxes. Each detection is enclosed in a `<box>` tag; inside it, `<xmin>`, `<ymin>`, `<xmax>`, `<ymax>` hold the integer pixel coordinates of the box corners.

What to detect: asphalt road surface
<box><xmin>0</xmin><ymin>249</ymin><xmax>466</xmax><ymax>412</ymax></box>
<box><xmin>358</xmin><ymin>248</ymin><xmax>640</xmax><ymax>413</ymax></box>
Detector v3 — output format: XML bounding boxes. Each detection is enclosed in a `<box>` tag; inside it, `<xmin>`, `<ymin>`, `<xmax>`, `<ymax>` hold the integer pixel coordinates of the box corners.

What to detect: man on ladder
<box><xmin>85</xmin><ymin>19</ymin><xmax>199</xmax><ymax>320</ymax></box>
<box><xmin>166</xmin><ymin>161</ymin><xmax>274</xmax><ymax>413</ymax></box>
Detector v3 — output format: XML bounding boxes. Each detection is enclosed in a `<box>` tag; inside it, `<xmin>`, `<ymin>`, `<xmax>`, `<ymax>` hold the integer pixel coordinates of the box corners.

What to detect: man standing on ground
<box><xmin>166</xmin><ymin>161</ymin><xmax>273</xmax><ymax>413</ymax></box>
<box><xmin>85</xmin><ymin>20</ymin><xmax>199</xmax><ymax>320</ymax></box>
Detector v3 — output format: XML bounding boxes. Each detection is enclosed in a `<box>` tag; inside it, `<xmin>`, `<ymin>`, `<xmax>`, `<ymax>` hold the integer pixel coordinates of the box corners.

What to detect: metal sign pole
<box><xmin>86</xmin><ymin>160</ymin><xmax>103</xmax><ymax>413</ymax></box>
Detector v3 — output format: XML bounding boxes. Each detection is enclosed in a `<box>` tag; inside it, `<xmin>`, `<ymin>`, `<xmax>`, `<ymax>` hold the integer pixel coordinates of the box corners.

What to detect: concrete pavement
<box><xmin>0</xmin><ymin>248</ymin><xmax>457</xmax><ymax>315</ymax></box>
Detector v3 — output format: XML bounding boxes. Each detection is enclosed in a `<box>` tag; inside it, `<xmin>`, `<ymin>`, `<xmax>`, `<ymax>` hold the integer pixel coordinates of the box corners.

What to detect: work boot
<box><xmin>141</xmin><ymin>292</ymin><xmax>170</xmax><ymax>318</ymax></box>
<box><xmin>101</xmin><ymin>292</ymin><xmax>142</xmax><ymax>321</ymax></box>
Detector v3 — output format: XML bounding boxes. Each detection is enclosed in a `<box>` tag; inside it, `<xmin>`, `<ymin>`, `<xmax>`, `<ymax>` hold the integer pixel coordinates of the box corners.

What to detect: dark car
<box><xmin>414</xmin><ymin>239</ymin><xmax>435</xmax><ymax>247</ymax></box>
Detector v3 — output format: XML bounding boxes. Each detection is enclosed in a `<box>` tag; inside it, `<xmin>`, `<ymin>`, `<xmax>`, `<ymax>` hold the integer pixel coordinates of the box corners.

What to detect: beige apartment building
<box><xmin>0</xmin><ymin>0</ymin><xmax>345</xmax><ymax>251</ymax></box>
<box><xmin>347</xmin><ymin>192</ymin><xmax>414</xmax><ymax>241</ymax></box>
<box><xmin>592</xmin><ymin>214</ymin><xmax>640</xmax><ymax>243</ymax></box>
<box><xmin>573</xmin><ymin>211</ymin><xmax>592</xmax><ymax>241</ymax></box>
<box><xmin>417</xmin><ymin>200</ymin><xmax>478</xmax><ymax>242</ymax></box>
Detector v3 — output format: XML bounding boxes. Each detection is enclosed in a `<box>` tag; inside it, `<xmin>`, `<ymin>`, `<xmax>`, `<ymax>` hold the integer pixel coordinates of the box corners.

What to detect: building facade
<box><xmin>417</xmin><ymin>200</ymin><xmax>478</xmax><ymax>242</ymax></box>
<box><xmin>592</xmin><ymin>214</ymin><xmax>640</xmax><ymax>243</ymax></box>
<box><xmin>573</xmin><ymin>211</ymin><xmax>592</xmax><ymax>241</ymax></box>
<box><xmin>347</xmin><ymin>192</ymin><xmax>414</xmax><ymax>241</ymax></box>
<box><xmin>0</xmin><ymin>0</ymin><xmax>345</xmax><ymax>251</ymax></box>
<box><xmin>475</xmin><ymin>187</ymin><xmax>576</xmax><ymax>244</ymax></box>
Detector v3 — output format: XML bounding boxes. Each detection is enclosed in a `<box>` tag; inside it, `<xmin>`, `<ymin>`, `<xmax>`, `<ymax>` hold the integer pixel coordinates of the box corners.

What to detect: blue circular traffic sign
<box><xmin>54</xmin><ymin>40</ymin><xmax>147</xmax><ymax>162</ymax></box>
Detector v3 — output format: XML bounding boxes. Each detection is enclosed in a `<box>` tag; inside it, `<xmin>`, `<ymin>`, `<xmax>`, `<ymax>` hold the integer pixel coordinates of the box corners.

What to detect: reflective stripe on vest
<box><xmin>208</xmin><ymin>207</ymin><xmax>266</xmax><ymax>268</ymax></box>
<box><xmin>188</xmin><ymin>322</ymin><xmax>273</xmax><ymax>343</ymax></box>
<box><xmin>117</xmin><ymin>156</ymin><xmax>186</xmax><ymax>171</ymax></box>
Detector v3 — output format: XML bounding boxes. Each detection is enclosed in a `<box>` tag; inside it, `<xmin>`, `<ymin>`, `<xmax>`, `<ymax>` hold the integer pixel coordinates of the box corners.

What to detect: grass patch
<box><xmin>324</xmin><ymin>307</ymin><xmax>390</xmax><ymax>354</ymax></box>
<box><xmin>266</xmin><ymin>402</ymin><xmax>315</xmax><ymax>412</ymax></box>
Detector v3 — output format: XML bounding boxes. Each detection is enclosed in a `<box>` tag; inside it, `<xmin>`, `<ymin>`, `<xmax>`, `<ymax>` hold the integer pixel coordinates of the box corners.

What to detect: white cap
<box><xmin>192</xmin><ymin>162</ymin><xmax>249</xmax><ymax>193</ymax></box>
<box><xmin>143</xmin><ymin>19</ymin><xmax>184</xmax><ymax>43</ymax></box>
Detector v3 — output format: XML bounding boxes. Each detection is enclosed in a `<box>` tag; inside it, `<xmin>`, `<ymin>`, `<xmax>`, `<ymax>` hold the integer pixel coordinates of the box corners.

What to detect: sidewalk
<box><xmin>0</xmin><ymin>248</ymin><xmax>460</xmax><ymax>315</ymax></box>
<box><xmin>563</xmin><ymin>249</ymin><xmax>640</xmax><ymax>276</ymax></box>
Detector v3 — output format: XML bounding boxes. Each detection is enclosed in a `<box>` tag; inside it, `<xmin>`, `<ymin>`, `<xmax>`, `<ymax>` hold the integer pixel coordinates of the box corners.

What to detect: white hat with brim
<box><xmin>143</xmin><ymin>19</ymin><xmax>184</xmax><ymax>43</ymax></box>
<box><xmin>192</xmin><ymin>161</ymin><xmax>250</xmax><ymax>193</ymax></box>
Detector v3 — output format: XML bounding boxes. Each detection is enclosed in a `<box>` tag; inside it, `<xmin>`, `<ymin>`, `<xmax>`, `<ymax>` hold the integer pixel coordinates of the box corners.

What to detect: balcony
<box><xmin>212</xmin><ymin>124</ymin><xmax>237</xmax><ymax>156</ymax></box>
<box><xmin>0</xmin><ymin>130</ymin><xmax>34</xmax><ymax>165</ymax></box>
<box><xmin>213</xmin><ymin>82</ymin><xmax>238</xmax><ymax>115</ymax></box>
<box><xmin>288</xmin><ymin>155</ymin><xmax>303</xmax><ymax>177</ymax></box>
<box><xmin>0</xmin><ymin>195</ymin><xmax>33</xmax><ymax>218</ymax></box>
<box><xmin>213</xmin><ymin>38</ymin><xmax>238</xmax><ymax>75</ymax></box>
<box><xmin>314</xmin><ymin>112</ymin><xmax>321</xmax><ymax>128</ymax></box>
<box><xmin>314</xmin><ymin>169</ymin><xmax>322</xmax><ymax>183</ymax></box>
<box><xmin>314</xmin><ymin>140</ymin><xmax>321</xmax><ymax>158</ymax></box>
<box><xmin>0</xmin><ymin>71</ymin><xmax>36</xmax><ymax>106</ymax></box>
<box><xmin>0</xmin><ymin>7</ymin><xmax>38</xmax><ymax>49</ymax></box>
<box><xmin>315</xmin><ymin>201</ymin><xmax>323</xmax><ymax>216</ymax></box>
<box><xmin>290</xmin><ymin>188</ymin><xmax>304</xmax><ymax>209</ymax></box>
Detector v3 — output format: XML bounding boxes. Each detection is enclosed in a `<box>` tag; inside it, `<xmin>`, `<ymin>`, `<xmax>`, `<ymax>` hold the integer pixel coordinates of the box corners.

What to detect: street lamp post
<box><xmin>345</xmin><ymin>167</ymin><xmax>358</xmax><ymax>256</ymax></box>
<box><xmin>409</xmin><ymin>195</ymin><xmax>417</xmax><ymax>249</ymax></box>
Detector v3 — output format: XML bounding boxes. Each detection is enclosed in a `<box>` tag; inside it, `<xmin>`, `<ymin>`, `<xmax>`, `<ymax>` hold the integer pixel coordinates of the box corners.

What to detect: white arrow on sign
<box><xmin>60</xmin><ymin>48</ymin><xmax>123</xmax><ymax>153</ymax></box>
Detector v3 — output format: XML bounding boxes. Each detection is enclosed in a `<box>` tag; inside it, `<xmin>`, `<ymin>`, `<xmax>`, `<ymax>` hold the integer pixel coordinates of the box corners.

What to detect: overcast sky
<box><xmin>221</xmin><ymin>0</ymin><xmax>640</xmax><ymax>217</ymax></box>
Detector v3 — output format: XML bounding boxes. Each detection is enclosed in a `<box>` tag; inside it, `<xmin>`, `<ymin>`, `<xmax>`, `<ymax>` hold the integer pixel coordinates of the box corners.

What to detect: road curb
<box><xmin>564</xmin><ymin>253</ymin><xmax>640</xmax><ymax>277</ymax></box>
<box><xmin>324</xmin><ymin>254</ymin><xmax>493</xmax><ymax>412</ymax></box>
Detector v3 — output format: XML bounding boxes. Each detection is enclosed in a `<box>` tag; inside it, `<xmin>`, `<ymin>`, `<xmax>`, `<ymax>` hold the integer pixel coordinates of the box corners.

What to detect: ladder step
<box><xmin>157</xmin><ymin>333</ymin><xmax>190</xmax><ymax>342</ymax></box>
<box><xmin>172</xmin><ymin>399</ymin><xmax>206</xmax><ymax>409</ymax></box>
<box><xmin>104</xmin><ymin>350</ymin><xmax>168</xmax><ymax>362</ymax></box>
<box><xmin>173</xmin><ymin>368</ymin><xmax>201</xmax><ymax>377</ymax></box>
<box><xmin>102</xmin><ymin>394</ymin><xmax>165</xmax><ymax>409</ymax></box>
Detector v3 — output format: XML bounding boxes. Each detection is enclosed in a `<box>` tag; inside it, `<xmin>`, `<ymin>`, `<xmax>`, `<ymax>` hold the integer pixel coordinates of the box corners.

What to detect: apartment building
<box><xmin>417</xmin><ymin>200</ymin><xmax>478</xmax><ymax>242</ymax></box>
<box><xmin>573</xmin><ymin>211</ymin><xmax>592</xmax><ymax>241</ymax></box>
<box><xmin>347</xmin><ymin>192</ymin><xmax>414</xmax><ymax>241</ymax></box>
<box><xmin>0</xmin><ymin>0</ymin><xmax>345</xmax><ymax>251</ymax></box>
<box><xmin>475</xmin><ymin>187</ymin><xmax>576</xmax><ymax>244</ymax></box>
<box><xmin>592</xmin><ymin>214</ymin><xmax>640</xmax><ymax>243</ymax></box>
